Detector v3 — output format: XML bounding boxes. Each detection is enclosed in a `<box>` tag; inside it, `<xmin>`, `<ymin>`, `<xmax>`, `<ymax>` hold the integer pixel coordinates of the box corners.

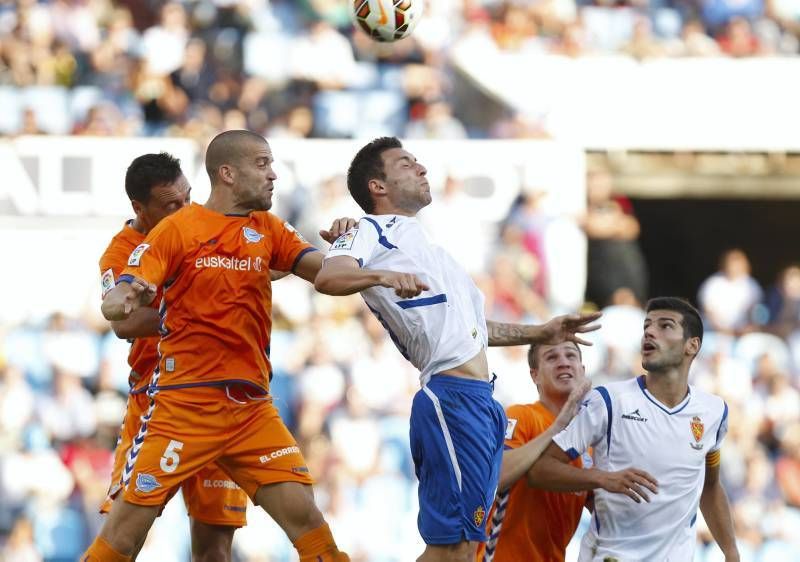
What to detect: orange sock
<box><xmin>81</xmin><ymin>536</ymin><xmax>132</xmax><ymax>562</ymax></box>
<box><xmin>292</xmin><ymin>523</ymin><xmax>350</xmax><ymax>562</ymax></box>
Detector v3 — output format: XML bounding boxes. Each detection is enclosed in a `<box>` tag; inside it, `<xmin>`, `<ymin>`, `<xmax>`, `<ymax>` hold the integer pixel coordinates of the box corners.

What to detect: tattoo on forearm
<box><xmin>488</xmin><ymin>322</ymin><xmax>530</xmax><ymax>346</ymax></box>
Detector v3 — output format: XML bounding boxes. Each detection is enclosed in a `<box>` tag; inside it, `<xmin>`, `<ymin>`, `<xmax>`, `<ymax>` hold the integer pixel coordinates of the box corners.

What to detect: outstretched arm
<box><xmin>527</xmin><ymin>442</ymin><xmax>658</xmax><ymax>503</ymax></box>
<box><xmin>487</xmin><ymin>312</ymin><xmax>601</xmax><ymax>347</ymax></box>
<box><xmin>700</xmin><ymin>458</ymin><xmax>739</xmax><ymax>562</ymax></box>
<box><xmin>314</xmin><ymin>256</ymin><xmax>429</xmax><ymax>298</ymax></box>
<box><xmin>498</xmin><ymin>380</ymin><xmax>590</xmax><ymax>492</ymax></box>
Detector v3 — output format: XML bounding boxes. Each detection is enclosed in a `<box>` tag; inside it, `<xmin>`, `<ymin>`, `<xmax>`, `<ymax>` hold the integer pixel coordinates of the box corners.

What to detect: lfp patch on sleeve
<box><xmin>128</xmin><ymin>243</ymin><xmax>150</xmax><ymax>266</ymax></box>
<box><xmin>283</xmin><ymin>221</ymin><xmax>307</xmax><ymax>243</ymax></box>
<box><xmin>100</xmin><ymin>268</ymin><xmax>115</xmax><ymax>298</ymax></box>
<box><xmin>332</xmin><ymin>228</ymin><xmax>358</xmax><ymax>250</ymax></box>
<box><xmin>505</xmin><ymin>418</ymin><xmax>518</xmax><ymax>440</ymax></box>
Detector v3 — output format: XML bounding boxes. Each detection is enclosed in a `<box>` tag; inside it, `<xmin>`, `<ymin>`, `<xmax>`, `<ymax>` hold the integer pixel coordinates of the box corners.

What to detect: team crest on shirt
<box><xmin>100</xmin><ymin>268</ymin><xmax>115</xmax><ymax>297</ymax></box>
<box><xmin>690</xmin><ymin>416</ymin><xmax>704</xmax><ymax>450</ymax></box>
<box><xmin>135</xmin><ymin>473</ymin><xmax>162</xmax><ymax>493</ymax></box>
<box><xmin>332</xmin><ymin>228</ymin><xmax>358</xmax><ymax>250</ymax></box>
<box><xmin>128</xmin><ymin>243</ymin><xmax>150</xmax><ymax>266</ymax></box>
<box><xmin>242</xmin><ymin>226</ymin><xmax>264</xmax><ymax>243</ymax></box>
<box><xmin>473</xmin><ymin>505</ymin><xmax>486</xmax><ymax>526</ymax></box>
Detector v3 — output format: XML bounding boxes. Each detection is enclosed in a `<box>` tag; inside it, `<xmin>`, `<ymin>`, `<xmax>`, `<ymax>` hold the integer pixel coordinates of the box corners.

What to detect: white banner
<box><xmin>451</xmin><ymin>45</ymin><xmax>800</xmax><ymax>151</ymax></box>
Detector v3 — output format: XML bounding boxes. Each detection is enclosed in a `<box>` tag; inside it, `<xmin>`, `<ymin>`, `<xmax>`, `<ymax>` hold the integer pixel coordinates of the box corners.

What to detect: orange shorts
<box><xmin>121</xmin><ymin>385</ymin><xmax>313</xmax><ymax>508</ymax></box>
<box><xmin>102</xmin><ymin>390</ymin><xmax>249</xmax><ymax>526</ymax></box>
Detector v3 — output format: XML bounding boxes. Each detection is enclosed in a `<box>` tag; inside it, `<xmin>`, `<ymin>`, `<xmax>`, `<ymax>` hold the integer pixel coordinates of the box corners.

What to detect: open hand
<box><xmin>539</xmin><ymin>312</ymin><xmax>602</xmax><ymax>346</ymax></box>
<box><xmin>599</xmin><ymin>468</ymin><xmax>658</xmax><ymax>503</ymax></box>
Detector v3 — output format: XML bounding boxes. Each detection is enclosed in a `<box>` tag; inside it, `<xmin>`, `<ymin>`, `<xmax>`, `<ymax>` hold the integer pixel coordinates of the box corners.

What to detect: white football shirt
<box><xmin>325</xmin><ymin>215</ymin><xmax>488</xmax><ymax>384</ymax></box>
<box><xmin>552</xmin><ymin>375</ymin><xmax>729</xmax><ymax>562</ymax></box>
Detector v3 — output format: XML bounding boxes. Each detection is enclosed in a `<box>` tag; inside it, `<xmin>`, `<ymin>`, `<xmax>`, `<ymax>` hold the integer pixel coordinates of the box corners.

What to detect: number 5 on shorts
<box><xmin>160</xmin><ymin>439</ymin><xmax>184</xmax><ymax>473</ymax></box>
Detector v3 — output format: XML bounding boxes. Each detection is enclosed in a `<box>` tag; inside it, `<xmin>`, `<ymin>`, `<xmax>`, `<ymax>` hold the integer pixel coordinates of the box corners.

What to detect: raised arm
<box><xmin>700</xmin><ymin>457</ymin><xmax>740</xmax><ymax>562</ymax></box>
<box><xmin>497</xmin><ymin>380</ymin><xmax>590</xmax><ymax>492</ymax></box>
<box><xmin>487</xmin><ymin>312</ymin><xmax>602</xmax><ymax>347</ymax></box>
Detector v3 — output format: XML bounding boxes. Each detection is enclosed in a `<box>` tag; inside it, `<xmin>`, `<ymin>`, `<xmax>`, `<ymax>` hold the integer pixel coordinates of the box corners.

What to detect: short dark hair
<box><xmin>205</xmin><ymin>129</ymin><xmax>266</xmax><ymax>181</ymax></box>
<box><xmin>645</xmin><ymin>297</ymin><xmax>704</xmax><ymax>343</ymax></box>
<box><xmin>125</xmin><ymin>152</ymin><xmax>183</xmax><ymax>203</ymax></box>
<box><xmin>347</xmin><ymin>136</ymin><xmax>402</xmax><ymax>213</ymax></box>
<box><xmin>527</xmin><ymin>341</ymin><xmax>582</xmax><ymax>370</ymax></box>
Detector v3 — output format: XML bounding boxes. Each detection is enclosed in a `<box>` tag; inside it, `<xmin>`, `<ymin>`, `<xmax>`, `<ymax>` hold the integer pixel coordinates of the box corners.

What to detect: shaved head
<box><xmin>205</xmin><ymin>129</ymin><xmax>267</xmax><ymax>182</ymax></box>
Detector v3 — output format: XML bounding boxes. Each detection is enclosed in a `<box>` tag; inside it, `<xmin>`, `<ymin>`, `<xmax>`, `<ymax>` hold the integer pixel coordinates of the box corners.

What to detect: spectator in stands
<box><xmin>776</xmin><ymin>423</ymin><xmax>800</xmax><ymax>508</ymax></box>
<box><xmin>698</xmin><ymin>248</ymin><xmax>763</xmax><ymax>335</ymax></box>
<box><xmin>0</xmin><ymin>517</ymin><xmax>41</xmax><ymax>562</ymax></box>
<box><xmin>17</xmin><ymin>107</ymin><xmax>44</xmax><ymax>135</ymax></box>
<box><xmin>679</xmin><ymin>19</ymin><xmax>723</xmax><ymax>56</ymax></box>
<box><xmin>717</xmin><ymin>16</ymin><xmax>762</xmax><ymax>56</ymax></box>
<box><xmin>621</xmin><ymin>17</ymin><xmax>666</xmax><ymax>59</ymax></box>
<box><xmin>405</xmin><ymin>99</ymin><xmax>468</xmax><ymax>139</ymax></box>
<box><xmin>581</xmin><ymin>169</ymin><xmax>648</xmax><ymax>308</ymax></box>
<box><xmin>766</xmin><ymin>264</ymin><xmax>800</xmax><ymax>338</ymax></box>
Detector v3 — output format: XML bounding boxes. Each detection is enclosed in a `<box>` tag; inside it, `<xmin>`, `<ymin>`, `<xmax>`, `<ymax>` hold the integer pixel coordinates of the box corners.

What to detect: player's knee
<box><xmin>295</xmin><ymin>501</ymin><xmax>325</xmax><ymax>531</ymax></box>
<box><xmin>190</xmin><ymin>523</ymin><xmax>234</xmax><ymax>562</ymax></box>
<box><xmin>191</xmin><ymin>544</ymin><xmax>232</xmax><ymax>562</ymax></box>
<box><xmin>284</xmin><ymin>487</ymin><xmax>324</xmax><ymax>530</ymax></box>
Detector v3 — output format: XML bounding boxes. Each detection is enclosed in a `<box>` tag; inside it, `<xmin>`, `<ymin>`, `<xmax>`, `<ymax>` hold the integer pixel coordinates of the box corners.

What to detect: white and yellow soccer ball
<box><xmin>351</xmin><ymin>0</ymin><xmax>424</xmax><ymax>42</ymax></box>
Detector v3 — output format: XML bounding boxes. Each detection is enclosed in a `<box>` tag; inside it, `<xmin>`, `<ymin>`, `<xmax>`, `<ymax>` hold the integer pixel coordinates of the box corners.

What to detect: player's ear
<box><xmin>685</xmin><ymin>336</ymin><xmax>701</xmax><ymax>357</ymax></box>
<box><xmin>219</xmin><ymin>164</ymin><xmax>235</xmax><ymax>185</ymax></box>
<box><xmin>367</xmin><ymin>178</ymin><xmax>386</xmax><ymax>196</ymax></box>
<box><xmin>131</xmin><ymin>199</ymin><xmax>144</xmax><ymax>217</ymax></box>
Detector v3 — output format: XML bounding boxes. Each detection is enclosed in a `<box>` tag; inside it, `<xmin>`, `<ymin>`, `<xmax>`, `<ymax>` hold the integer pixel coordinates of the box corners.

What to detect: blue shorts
<box><xmin>410</xmin><ymin>375</ymin><xmax>506</xmax><ymax>545</ymax></box>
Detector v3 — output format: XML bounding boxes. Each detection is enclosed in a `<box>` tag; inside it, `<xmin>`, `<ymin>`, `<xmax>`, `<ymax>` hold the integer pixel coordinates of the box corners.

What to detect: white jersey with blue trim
<box><xmin>552</xmin><ymin>375</ymin><xmax>729</xmax><ymax>562</ymax></box>
<box><xmin>325</xmin><ymin>214</ymin><xmax>488</xmax><ymax>384</ymax></box>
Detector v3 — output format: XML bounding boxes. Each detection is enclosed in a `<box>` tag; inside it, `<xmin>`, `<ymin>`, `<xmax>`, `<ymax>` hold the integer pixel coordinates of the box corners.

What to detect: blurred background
<box><xmin>1</xmin><ymin>0</ymin><xmax>800</xmax><ymax>561</ymax></box>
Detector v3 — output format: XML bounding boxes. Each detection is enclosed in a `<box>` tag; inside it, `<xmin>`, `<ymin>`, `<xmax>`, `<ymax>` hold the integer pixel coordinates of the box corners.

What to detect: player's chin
<box><xmin>555</xmin><ymin>376</ymin><xmax>577</xmax><ymax>391</ymax></box>
<box><xmin>254</xmin><ymin>198</ymin><xmax>272</xmax><ymax>212</ymax></box>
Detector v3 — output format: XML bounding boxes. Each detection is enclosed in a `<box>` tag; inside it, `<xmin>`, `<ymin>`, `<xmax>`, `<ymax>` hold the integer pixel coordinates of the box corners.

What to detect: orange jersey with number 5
<box><xmin>121</xmin><ymin>203</ymin><xmax>314</xmax><ymax>392</ymax></box>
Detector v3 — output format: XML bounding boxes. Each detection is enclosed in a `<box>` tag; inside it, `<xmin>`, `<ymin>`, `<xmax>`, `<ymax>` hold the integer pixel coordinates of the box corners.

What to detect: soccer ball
<box><xmin>351</xmin><ymin>0</ymin><xmax>424</xmax><ymax>43</ymax></box>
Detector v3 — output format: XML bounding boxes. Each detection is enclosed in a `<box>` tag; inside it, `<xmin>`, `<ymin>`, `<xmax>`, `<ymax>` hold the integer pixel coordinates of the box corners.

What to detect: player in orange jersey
<box><xmin>83</xmin><ymin>130</ymin><xmax>352</xmax><ymax>562</ymax></box>
<box><xmin>99</xmin><ymin>152</ymin><xmax>250</xmax><ymax>561</ymax></box>
<box><xmin>476</xmin><ymin>342</ymin><xmax>591</xmax><ymax>562</ymax></box>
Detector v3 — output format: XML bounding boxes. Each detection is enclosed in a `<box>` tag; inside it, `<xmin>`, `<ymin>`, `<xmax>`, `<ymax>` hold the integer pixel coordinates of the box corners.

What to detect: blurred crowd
<box><xmin>2</xmin><ymin>0</ymin><xmax>800</xmax><ymax>140</ymax></box>
<box><xmin>2</xmin><ymin>167</ymin><xmax>800</xmax><ymax>561</ymax></box>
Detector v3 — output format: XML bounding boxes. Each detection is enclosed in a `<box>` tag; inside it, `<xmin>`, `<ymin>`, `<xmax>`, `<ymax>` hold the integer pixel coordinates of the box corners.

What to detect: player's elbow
<box><xmin>313</xmin><ymin>271</ymin><xmax>336</xmax><ymax>294</ymax></box>
<box><xmin>110</xmin><ymin>320</ymin><xmax>135</xmax><ymax>340</ymax></box>
<box><xmin>314</xmin><ymin>269</ymin><xmax>350</xmax><ymax>295</ymax></box>
<box><xmin>526</xmin><ymin>462</ymin><xmax>544</xmax><ymax>488</ymax></box>
<box><xmin>100</xmin><ymin>299</ymin><xmax>118</xmax><ymax>322</ymax></box>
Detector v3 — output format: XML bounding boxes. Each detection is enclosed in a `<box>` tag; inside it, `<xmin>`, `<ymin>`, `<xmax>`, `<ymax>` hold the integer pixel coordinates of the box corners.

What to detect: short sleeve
<box><xmin>99</xmin><ymin>246</ymin><xmax>129</xmax><ymax>299</ymax></box>
<box><xmin>325</xmin><ymin>218</ymin><xmax>380</xmax><ymax>267</ymax></box>
<box><xmin>505</xmin><ymin>405</ymin><xmax>534</xmax><ymax>449</ymax></box>
<box><xmin>552</xmin><ymin>387</ymin><xmax>610</xmax><ymax>460</ymax></box>
<box><xmin>710</xmin><ymin>401</ymin><xmax>729</xmax><ymax>453</ymax></box>
<box><xmin>121</xmin><ymin>218</ymin><xmax>184</xmax><ymax>287</ymax></box>
<box><xmin>265</xmin><ymin>214</ymin><xmax>316</xmax><ymax>272</ymax></box>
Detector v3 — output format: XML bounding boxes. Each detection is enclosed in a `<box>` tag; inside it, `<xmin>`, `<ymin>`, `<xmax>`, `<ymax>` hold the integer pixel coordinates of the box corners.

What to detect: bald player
<box><xmin>82</xmin><ymin>130</ymin><xmax>352</xmax><ymax>562</ymax></box>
